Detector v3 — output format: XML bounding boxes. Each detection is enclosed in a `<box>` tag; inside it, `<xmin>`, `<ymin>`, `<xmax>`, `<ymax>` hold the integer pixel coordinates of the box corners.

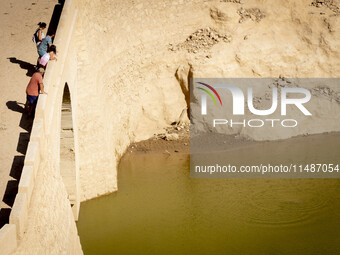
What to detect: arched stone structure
<box><xmin>60</xmin><ymin>84</ymin><xmax>80</xmax><ymax>220</ymax></box>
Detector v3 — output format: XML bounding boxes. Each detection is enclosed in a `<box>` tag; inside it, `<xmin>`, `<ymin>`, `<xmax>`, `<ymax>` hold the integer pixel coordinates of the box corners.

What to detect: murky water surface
<box><xmin>77</xmin><ymin>133</ymin><xmax>340</xmax><ymax>255</ymax></box>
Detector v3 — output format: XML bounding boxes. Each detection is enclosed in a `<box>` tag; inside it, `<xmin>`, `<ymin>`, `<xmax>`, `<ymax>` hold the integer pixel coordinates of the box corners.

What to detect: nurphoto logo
<box><xmin>196</xmin><ymin>81</ymin><xmax>312</xmax><ymax>128</ymax></box>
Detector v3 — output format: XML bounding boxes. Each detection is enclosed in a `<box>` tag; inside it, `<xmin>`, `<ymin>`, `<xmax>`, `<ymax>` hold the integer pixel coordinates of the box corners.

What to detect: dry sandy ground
<box><xmin>0</xmin><ymin>0</ymin><xmax>57</xmax><ymax>211</ymax></box>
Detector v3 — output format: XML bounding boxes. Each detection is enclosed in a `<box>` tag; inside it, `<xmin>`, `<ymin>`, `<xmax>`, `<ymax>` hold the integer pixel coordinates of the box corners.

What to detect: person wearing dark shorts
<box><xmin>27</xmin><ymin>95</ymin><xmax>38</xmax><ymax>105</ymax></box>
<box><xmin>25</xmin><ymin>67</ymin><xmax>47</xmax><ymax>117</ymax></box>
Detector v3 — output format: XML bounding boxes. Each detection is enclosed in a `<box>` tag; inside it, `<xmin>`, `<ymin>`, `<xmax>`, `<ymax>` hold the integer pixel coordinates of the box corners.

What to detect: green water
<box><xmin>77</xmin><ymin>134</ymin><xmax>340</xmax><ymax>255</ymax></box>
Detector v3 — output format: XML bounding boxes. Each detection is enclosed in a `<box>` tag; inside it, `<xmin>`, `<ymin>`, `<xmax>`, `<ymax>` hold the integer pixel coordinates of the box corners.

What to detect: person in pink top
<box><xmin>25</xmin><ymin>68</ymin><xmax>47</xmax><ymax>117</ymax></box>
<box><xmin>39</xmin><ymin>44</ymin><xmax>57</xmax><ymax>69</ymax></box>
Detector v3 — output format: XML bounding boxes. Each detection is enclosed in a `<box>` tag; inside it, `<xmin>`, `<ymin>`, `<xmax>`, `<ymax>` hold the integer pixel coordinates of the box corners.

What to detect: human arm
<box><xmin>47</xmin><ymin>36</ymin><xmax>53</xmax><ymax>49</ymax></box>
<box><xmin>38</xmin><ymin>29</ymin><xmax>43</xmax><ymax>41</ymax></box>
<box><xmin>39</xmin><ymin>82</ymin><xmax>47</xmax><ymax>95</ymax></box>
<box><xmin>50</xmin><ymin>52</ymin><xmax>57</xmax><ymax>61</ymax></box>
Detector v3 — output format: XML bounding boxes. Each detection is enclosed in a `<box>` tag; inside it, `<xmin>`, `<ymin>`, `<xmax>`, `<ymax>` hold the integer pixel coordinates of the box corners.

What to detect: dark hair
<box><xmin>47</xmin><ymin>30</ymin><xmax>55</xmax><ymax>36</ymax></box>
<box><xmin>38</xmin><ymin>22</ymin><xmax>47</xmax><ymax>28</ymax></box>
<box><xmin>48</xmin><ymin>45</ymin><xmax>57</xmax><ymax>54</ymax></box>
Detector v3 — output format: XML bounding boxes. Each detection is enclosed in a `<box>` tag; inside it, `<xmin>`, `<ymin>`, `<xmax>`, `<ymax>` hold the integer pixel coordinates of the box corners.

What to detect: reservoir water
<box><xmin>77</xmin><ymin>133</ymin><xmax>340</xmax><ymax>255</ymax></box>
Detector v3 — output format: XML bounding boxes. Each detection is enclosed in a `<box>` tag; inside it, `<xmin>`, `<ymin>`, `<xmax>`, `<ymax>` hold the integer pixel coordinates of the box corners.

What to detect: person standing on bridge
<box><xmin>25</xmin><ymin>67</ymin><xmax>47</xmax><ymax>117</ymax></box>
<box><xmin>37</xmin><ymin>31</ymin><xmax>55</xmax><ymax>65</ymax></box>
<box><xmin>39</xmin><ymin>45</ymin><xmax>57</xmax><ymax>69</ymax></box>
<box><xmin>32</xmin><ymin>22</ymin><xmax>47</xmax><ymax>48</ymax></box>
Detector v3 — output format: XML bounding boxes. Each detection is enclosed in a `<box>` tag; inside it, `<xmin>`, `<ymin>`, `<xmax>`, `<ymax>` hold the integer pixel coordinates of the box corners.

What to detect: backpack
<box><xmin>32</xmin><ymin>28</ymin><xmax>39</xmax><ymax>44</ymax></box>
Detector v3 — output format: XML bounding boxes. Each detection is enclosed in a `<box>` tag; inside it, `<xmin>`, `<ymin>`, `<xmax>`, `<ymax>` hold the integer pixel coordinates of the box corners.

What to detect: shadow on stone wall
<box><xmin>48</xmin><ymin>0</ymin><xmax>65</xmax><ymax>38</ymax></box>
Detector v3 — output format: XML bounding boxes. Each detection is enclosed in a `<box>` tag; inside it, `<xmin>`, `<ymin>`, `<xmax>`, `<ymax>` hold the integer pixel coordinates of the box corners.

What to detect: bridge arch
<box><xmin>60</xmin><ymin>83</ymin><xmax>80</xmax><ymax>220</ymax></box>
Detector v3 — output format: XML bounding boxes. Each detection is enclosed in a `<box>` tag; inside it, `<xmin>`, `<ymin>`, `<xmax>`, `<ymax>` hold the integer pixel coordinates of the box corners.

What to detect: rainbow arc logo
<box><xmin>196</xmin><ymin>82</ymin><xmax>223</xmax><ymax>106</ymax></box>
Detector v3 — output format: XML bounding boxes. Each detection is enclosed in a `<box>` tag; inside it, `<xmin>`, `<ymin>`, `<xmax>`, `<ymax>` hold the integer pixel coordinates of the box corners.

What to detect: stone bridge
<box><xmin>0</xmin><ymin>0</ymin><xmax>189</xmax><ymax>253</ymax></box>
<box><xmin>1</xmin><ymin>0</ymin><xmax>339</xmax><ymax>253</ymax></box>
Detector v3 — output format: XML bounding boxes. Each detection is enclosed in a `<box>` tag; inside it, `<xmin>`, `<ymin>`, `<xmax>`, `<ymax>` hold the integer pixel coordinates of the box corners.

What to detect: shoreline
<box><xmin>125</xmin><ymin>125</ymin><xmax>340</xmax><ymax>155</ymax></box>
<box><xmin>126</xmin><ymin>123</ymin><xmax>190</xmax><ymax>155</ymax></box>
